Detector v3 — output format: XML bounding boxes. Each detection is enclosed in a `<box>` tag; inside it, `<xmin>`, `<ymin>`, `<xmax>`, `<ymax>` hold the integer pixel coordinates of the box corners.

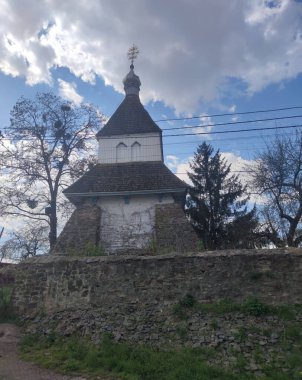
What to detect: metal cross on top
<box><xmin>127</xmin><ymin>44</ymin><xmax>139</xmax><ymax>68</ymax></box>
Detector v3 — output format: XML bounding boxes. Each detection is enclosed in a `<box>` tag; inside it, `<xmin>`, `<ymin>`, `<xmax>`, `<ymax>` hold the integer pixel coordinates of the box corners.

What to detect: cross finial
<box><xmin>127</xmin><ymin>44</ymin><xmax>139</xmax><ymax>69</ymax></box>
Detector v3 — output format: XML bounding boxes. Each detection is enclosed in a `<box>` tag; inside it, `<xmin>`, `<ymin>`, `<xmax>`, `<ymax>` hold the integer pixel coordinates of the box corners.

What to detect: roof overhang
<box><xmin>65</xmin><ymin>187</ymin><xmax>186</xmax><ymax>198</ymax></box>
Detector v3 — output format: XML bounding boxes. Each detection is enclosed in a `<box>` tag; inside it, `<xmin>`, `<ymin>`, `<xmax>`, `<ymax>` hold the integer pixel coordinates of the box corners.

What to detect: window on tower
<box><xmin>116</xmin><ymin>142</ymin><xmax>127</xmax><ymax>162</ymax></box>
<box><xmin>131</xmin><ymin>141</ymin><xmax>141</xmax><ymax>161</ymax></box>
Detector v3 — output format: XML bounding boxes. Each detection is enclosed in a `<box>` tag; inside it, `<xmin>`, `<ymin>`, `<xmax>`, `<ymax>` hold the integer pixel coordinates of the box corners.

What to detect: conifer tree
<box><xmin>186</xmin><ymin>142</ymin><xmax>257</xmax><ymax>249</ymax></box>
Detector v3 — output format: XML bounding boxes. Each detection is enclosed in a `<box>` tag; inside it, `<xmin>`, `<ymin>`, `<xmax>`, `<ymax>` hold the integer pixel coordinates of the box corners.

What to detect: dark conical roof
<box><xmin>96</xmin><ymin>94</ymin><xmax>162</xmax><ymax>138</ymax></box>
<box><xmin>64</xmin><ymin>161</ymin><xmax>187</xmax><ymax>203</ymax></box>
<box><xmin>97</xmin><ymin>65</ymin><xmax>162</xmax><ymax>138</ymax></box>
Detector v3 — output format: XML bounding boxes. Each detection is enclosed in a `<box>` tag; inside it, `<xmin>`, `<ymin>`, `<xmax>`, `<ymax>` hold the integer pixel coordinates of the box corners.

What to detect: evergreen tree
<box><xmin>186</xmin><ymin>142</ymin><xmax>257</xmax><ymax>249</ymax></box>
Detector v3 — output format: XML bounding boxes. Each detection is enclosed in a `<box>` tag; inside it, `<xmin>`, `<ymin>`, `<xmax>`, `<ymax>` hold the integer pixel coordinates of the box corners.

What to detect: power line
<box><xmin>4</xmin><ymin>114</ymin><xmax>302</xmax><ymax>141</ymax></box>
<box><xmin>164</xmin><ymin>130</ymin><xmax>298</xmax><ymax>146</ymax></box>
<box><xmin>98</xmin><ymin>120</ymin><xmax>302</xmax><ymax>139</ymax></box>
<box><xmin>101</xmin><ymin>130</ymin><xmax>300</xmax><ymax>148</ymax></box>
<box><xmin>155</xmin><ymin>106</ymin><xmax>302</xmax><ymax>122</ymax></box>
<box><xmin>161</xmin><ymin>114</ymin><xmax>302</xmax><ymax>131</ymax></box>
<box><xmin>1</xmin><ymin>124</ymin><xmax>301</xmax><ymax>147</ymax></box>
<box><xmin>164</xmin><ymin>123</ymin><xmax>302</xmax><ymax>138</ymax></box>
<box><xmin>2</xmin><ymin>119</ymin><xmax>302</xmax><ymax>144</ymax></box>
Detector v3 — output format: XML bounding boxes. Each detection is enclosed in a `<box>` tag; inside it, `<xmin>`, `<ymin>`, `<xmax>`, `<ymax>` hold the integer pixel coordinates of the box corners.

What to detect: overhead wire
<box><xmin>3</xmin><ymin>112</ymin><xmax>302</xmax><ymax>141</ymax></box>
<box><xmin>160</xmin><ymin>114</ymin><xmax>302</xmax><ymax>131</ymax></box>
<box><xmin>154</xmin><ymin>105</ymin><xmax>302</xmax><ymax>122</ymax></box>
<box><xmin>1</xmin><ymin>127</ymin><xmax>301</xmax><ymax>153</ymax></box>
<box><xmin>1</xmin><ymin>111</ymin><xmax>302</xmax><ymax>166</ymax></box>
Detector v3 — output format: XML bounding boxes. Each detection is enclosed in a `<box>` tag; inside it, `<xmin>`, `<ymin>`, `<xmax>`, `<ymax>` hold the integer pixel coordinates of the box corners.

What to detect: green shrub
<box><xmin>210</xmin><ymin>319</ymin><xmax>219</xmax><ymax>330</ymax></box>
<box><xmin>149</xmin><ymin>239</ymin><xmax>157</xmax><ymax>255</ymax></box>
<box><xmin>173</xmin><ymin>294</ymin><xmax>196</xmax><ymax>319</ymax></box>
<box><xmin>0</xmin><ymin>286</ymin><xmax>17</xmax><ymax>323</ymax></box>
<box><xmin>198</xmin><ymin>299</ymin><xmax>240</xmax><ymax>314</ymax></box>
<box><xmin>249</xmin><ymin>271</ymin><xmax>263</xmax><ymax>280</ymax></box>
<box><xmin>67</xmin><ymin>243</ymin><xmax>105</xmax><ymax>257</ymax></box>
<box><xmin>275</xmin><ymin>305</ymin><xmax>296</xmax><ymax>321</ymax></box>
<box><xmin>179</xmin><ymin>294</ymin><xmax>196</xmax><ymax>308</ymax></box>
<box><xmin>196</xmin><ymin>240</ymin><xmax>205</xmax><ymax>251</ymax></box>
<box><xmin>241</xmin><ymin>298</ymin><xmax>272</xmax><ymax>316</ymax></box>
<box><xmin>234</xmin><ymin>327</ymin><xmax>247</xmax><ymax>342</ymax></box>
<box><xmin>84</xmin><ymin>243</ymin><xmax>105</xmax><ymax>257</ymax></box>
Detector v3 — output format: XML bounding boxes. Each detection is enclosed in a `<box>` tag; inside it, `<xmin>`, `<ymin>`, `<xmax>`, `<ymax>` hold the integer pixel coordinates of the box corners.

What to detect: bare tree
<box><xmin>249</xmin><ymin>131</ymin><xmax>302</xmax><ymax>247</ymax></box>
<box><xmin>0</xmin><ymin>93</ymin><xmax>103</xmax><ymax>247</ymax></box>
<box><xmin>0</xmin><ymin>223</ymin><xmax>49</xmax><ymax>262</ymax></box>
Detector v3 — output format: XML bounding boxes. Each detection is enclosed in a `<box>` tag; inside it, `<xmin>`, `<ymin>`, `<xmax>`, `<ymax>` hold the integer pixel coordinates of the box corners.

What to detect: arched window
<box><xmin>131</xmin><ymin>141</ymin><xmax>141</xmax><ymax>161</ymax></box>
<box><xmin>116</xmin><ymin>142</ymin><xmax>127</xmax><ymax>162</ymax></box>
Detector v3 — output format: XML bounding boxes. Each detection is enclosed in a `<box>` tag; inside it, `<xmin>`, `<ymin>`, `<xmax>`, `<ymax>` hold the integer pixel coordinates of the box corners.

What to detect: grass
<box><xmin>249</xmin><ymin>271</ymin><xmax>276</xmax><ymax>281</ymax></box>
<box><xmin>19</xmin><ymin>333</ymin><xmax>249</xmax><ymax>379</ymax></box>
<box><xmin>174</xmin><ymin>294</ymin><xmax>302</xmax><ymax>320</ymax></box>
<box><xmin>0</xmin><ymin>286</ymin><xmax>17</xmax><ymax>323</ymax></box>
<box><xmin>197</xmin><ymin>298</ymin><xmax>273</xmax><ymax>316</ymax></box>
<box><xmin>283</xmin><ymin>324</ymin><xmax>302</xmax><ymax>343</ymax></box>
<box><xmin>20</xmin><ymin>331</ymin><xmax>302</xmax><ymax>380</ymax></box>
<box><xmin>16</xmin><ymin>294</ymin><xmax>302</xmax><ymax>379</ymax></box>
<box><xmin>66</xmin><ymin>243</ymin><xmax>106</xmax><ymax>257</ymax></box>
<box><xmin>234</xmin><ymin>327</ymin><xmax>247</xmax><ymax>342</ymax></box>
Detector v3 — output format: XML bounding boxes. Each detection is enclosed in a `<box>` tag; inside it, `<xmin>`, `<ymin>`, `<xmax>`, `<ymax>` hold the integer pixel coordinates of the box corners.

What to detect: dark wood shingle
<box><xmin>96</xmin><ymin>94</ymin><xmax>162</xmax><ymax>138</ymax></box>
<box><xmin>64</xmin><ymin>161</ymin><xmax>187</xmax><ymax>196</ymax></box>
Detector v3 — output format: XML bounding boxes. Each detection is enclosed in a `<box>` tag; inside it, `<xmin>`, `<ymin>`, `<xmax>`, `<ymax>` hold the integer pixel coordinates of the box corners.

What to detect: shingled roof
<box><xmin>96</xmin><ymin>94</ymin><xmax>162</xmax><ymax>138</ymax></box>
<box><xmin>64</xmin><ymin>161</ymin><xmax>187</xmax><ymax>202</ymax></box>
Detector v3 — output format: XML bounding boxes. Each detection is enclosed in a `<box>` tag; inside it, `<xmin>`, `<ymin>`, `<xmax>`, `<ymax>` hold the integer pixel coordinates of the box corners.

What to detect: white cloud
<box><xmin>229</xmin><ymin>104</ymin><xmax>236</xmax><ymax>113</ymax></box>
<box><xmin>0</xmin><ymin>0</ymin><xmax>301</xmax><ymax>112</ymax></box>
<box><xmin>221</xmin><ymin>152</ymin><xmax>264</xmax><ymax>204</ymax></box>
<box><xmin>191</xmin><ymin>114</ymin><xmax>214</xmax><ymax>139</ymax></box>
<box><xmin>221</xmin><ymin>152</ymin><xmax>250</xmax><ymax>173</ymax></box>
<box><xmin>166</xmin><ymin>155</ymin><xmax>192</xmax><ymax>184</ymax></box>
<box><xmin>245</xmin><ymin>0</ymin><xmax>289</xmax><ymax>25</ymax></box>
<box><xmin>160</xmin><ymin>114</ymin><xmax>174</xmax><ymax>126</ymax></box>
<box><xmin>166</xmin><ymin>155</ymin><xmax>179</xmax><ymax>170</ymax></box>
<box><xmin>58</xmin><ymin>79</ymin><xmax>83</xmax><ymax>105</ymax></box>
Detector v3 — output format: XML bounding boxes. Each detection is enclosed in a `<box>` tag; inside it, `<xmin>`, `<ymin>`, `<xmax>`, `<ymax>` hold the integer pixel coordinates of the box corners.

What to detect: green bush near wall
<box><xmin>0</xmin><ymin>286</ymin><xmax>17</xmax><ymax>323</ymax></box>
<box><xmin>20</xmin><ymin>331</ymin><xmax>302</xmax><ymax>380</ymax></box>
<box><xmin>19</xmin><ymin>333</ymin><xmax>251</xmax><ymax>380</ymax></box>
<box><xmin>66</xmin><ymin>243</ymin><xmax>106</xmax><ymax>257</ymax></box>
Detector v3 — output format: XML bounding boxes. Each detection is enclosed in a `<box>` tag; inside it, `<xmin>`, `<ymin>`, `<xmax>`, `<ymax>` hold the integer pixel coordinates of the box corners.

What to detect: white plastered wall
<box><xmin>98</xmin><ymin>194</ymin><xmax>174</xmax><ymax>253</ymax></box>
<box><xmin>98</xmin><ymin>132</ymin><xmax>162</xmax><ymax>163</ymax></box>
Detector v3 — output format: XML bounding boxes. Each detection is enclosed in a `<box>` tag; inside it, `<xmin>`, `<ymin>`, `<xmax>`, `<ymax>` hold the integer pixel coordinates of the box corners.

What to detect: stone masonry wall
<box><xmin>0</xmin><ymin>263</ymin><xmax>15</xmax><ymax>286</ymax></box>
<box><xmin>52</xmin><ymin>203</ymin><xmax>101</xmax><ymax>255</ymax></box>
<box><xmin>13</xmin><ymin>249</ymin><xmax>302</xmax><ymax>317</ymax></box>
<box><xmin>53</xmin><ymin>199</ymin><xmax>198</xmax><ymax>256</ymax></box>
<box><xmin>155</xmin><ymin>203</ymin><xmax>199</xmax><ymax>252</ymax></box>
<box><xmin>12</xmin><ymin>249</ymin><xmax>302</xmax><ymax>374</ymax></box>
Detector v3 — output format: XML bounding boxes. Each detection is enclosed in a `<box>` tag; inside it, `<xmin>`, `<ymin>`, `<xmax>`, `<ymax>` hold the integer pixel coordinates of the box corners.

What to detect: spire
<box><xmin>123</xmin><ymin>45</ymin><xmax>141</xmax><ymax>96</ymax></box>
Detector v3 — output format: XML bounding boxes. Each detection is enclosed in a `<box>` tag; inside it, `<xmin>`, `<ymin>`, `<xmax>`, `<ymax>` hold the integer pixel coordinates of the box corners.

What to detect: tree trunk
<box><xmin>49</xmin><ymin>200</ymin><xmax>57</xmax><ymax>247</ymax></box>
<box><xmin>287</xmin><ymin>218</ymin><xmax>300</xmax><ymax>247</ymax></box>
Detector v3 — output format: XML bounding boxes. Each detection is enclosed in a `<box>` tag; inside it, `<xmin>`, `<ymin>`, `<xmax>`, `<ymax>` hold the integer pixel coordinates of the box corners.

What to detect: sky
<box><xmin>0</xmin><ymin>0</ymin><xmax>302</xmax><ymax>236</ymax></box>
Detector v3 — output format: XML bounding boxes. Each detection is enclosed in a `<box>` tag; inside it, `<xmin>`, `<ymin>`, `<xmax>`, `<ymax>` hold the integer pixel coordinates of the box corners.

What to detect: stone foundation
<box><xmin>52</xmin><ymin>203</ymin><xmax>101</xmax><ymax>254</ymax></box>
<box><xmin>13</xmin><ymin>249</ymin><xmax>302</xmax><ymax>316</ymax></box>
<box><xmin>155</xmin><ymin>203</ymin><xmax>198</xmax><ymax>252</ymax></box>
<box><xmin>12</xmin><ymin>249</ymin><xmax>302</xmax><ymax>374</ymax></box>
<box><xmin>25</xmin><ymin>305</ymin><xmax>302</xmax><ymax>375</ymax></box>
<box><xmin>53</xmin><ymin>199</ymin><xmax>198</xmax><ymax>255</ymax></box>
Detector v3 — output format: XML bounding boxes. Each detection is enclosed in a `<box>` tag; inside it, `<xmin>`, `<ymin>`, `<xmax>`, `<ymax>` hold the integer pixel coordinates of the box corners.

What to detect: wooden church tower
<box><xmin>53</xmin><ymin>50</ymin><xmax>198</xmax><ymax>255</ymax></box>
